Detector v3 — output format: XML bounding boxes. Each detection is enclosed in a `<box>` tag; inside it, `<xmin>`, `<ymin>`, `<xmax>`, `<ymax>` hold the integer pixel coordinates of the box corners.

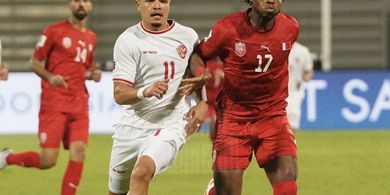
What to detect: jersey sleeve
<box><xmin>33</xmin><ymin>26</ymin><xmax>55</xmax><ymax>61</ymax></box>
<box><xmin>197</xmin><ymin>20</ymin><xmax>226</xmax><ymax>60</ymax></box>
<box><xmin>112</xmin><ymin>32</ymin><xmax>137</xmax><ymax>85</ymax></box>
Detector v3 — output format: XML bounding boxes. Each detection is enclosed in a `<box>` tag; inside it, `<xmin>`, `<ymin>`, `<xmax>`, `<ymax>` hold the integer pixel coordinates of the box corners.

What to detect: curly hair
<box><xmin>244</xmin><ymin>0</ymin><xmax>252</xmax><ymax>5</ymax></box>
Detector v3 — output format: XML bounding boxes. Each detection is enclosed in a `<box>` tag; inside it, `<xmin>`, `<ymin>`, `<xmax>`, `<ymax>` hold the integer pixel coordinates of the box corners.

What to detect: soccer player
<box><xmin>286</xmin><ymin>42</ymin><xmax>314</xmax><ymax>130</ymax></box>
<box><xmin>0</xmin><ymin>64</ymin><xmax>8</xmax><ymax>81</ymax></box>
<box><xmin>107</xmin><ymin>0</ymin><xmax>208</xmax><ymax>195</ymax></box>
<box><xmin>0</xmin><ymin>1</ymin><xmax>101</xmax><ymax>195</ymax></box>
<box><xmin>194</xmin><ymin>0</ymin><xmax>300</xmax><ymax>194</ymax></box>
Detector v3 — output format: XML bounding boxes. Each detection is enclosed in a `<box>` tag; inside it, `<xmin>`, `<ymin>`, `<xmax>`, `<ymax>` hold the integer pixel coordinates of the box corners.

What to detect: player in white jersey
<box><xmin>286</xmin><ymin>42</ymin><xmax>314</xmax><ymax>130</ymax></box>
<box><xmin>108</xmin><ymin>1</ymin><xmax>209</xmax><ymax>195</ymax></box>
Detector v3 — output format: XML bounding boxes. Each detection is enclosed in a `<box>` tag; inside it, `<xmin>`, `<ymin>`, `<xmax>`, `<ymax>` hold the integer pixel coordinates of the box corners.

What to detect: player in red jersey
<box><xmin>194</xmin><ymin>0</ymin><xmax>300</xmax><ymax>194</ymax></box>
<box><xmin>0</xmin><ymin>1</ymin><xmax>101</xmax><ymax>195</ymax></box>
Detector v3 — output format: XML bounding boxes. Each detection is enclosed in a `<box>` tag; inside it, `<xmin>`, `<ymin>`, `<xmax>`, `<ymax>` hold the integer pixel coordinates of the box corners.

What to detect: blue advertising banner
<box><xmin>301</xmin><ymin>71</ymin><xmax>390</xmax><ymax>130</ymax></box>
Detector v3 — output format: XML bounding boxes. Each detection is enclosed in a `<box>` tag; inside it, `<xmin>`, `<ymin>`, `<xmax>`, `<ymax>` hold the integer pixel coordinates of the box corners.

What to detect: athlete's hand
<box><xmin>0</xmin><ymin>66</ymin><xmax>9</xmax><ymax>81</ymax></box>
<box><xmin>90</xmin><ymin>68</ymin><xmax>102</xmax><ymax>82</ymax></box>
<box><xmin>48</xmin><ymin>74</ymin><xmax>68</xmax><ymax>88</ymax></box>
<box><xmin>179</xmin><ymin>72</ymin><xmax>211</xmax><ymax>97</ymax></box>
<box><xmin>143</xmin><ymin>79</ymin><xmax>169</xmax><ymax>99</ymax></box>
<box><xmin>185</xmin><ymin>101</ymin><xmax>208</xmax><ymax>138</ymax></box>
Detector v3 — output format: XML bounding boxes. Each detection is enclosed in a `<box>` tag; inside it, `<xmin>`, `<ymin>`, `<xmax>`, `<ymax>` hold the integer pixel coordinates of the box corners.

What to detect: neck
<box><xmin>144</xmin><ymin>20</ymin><xmax>170</xmax><ymax>32</ymax></box>
<box><xmin>248</xmin><ymin>9</ymin><xmax>275</xmax><ymax>32</ymax></box>
<box><xmin>68</xmin><ymin>17</ymin><xmax>86</xmax><ymax>31</ymax></box>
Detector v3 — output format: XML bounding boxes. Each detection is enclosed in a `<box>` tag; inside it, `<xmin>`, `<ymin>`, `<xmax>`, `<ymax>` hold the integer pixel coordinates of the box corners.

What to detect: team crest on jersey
<box><xmin>235</xmin><ymin>41</ymin><xmax>246</xmax><ymax>57</ymax></box>
<box><xmin>89</xmin><ymin>44</ymin><xmax>93</xmax><ymax>52</ymax></box>
<box><xmin>176</xmin><ymin>44</ymin><xmax>187</xmax><ymax>59</ymax></box>
<box><xmin>62</xmin><ymin>37</ymin><xmax>72</xmax><ymax>49</ymax></box>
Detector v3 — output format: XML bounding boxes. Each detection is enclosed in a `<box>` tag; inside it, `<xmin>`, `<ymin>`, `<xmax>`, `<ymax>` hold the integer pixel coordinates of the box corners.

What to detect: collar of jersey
<box><xmin>140</xmin><ymin>20</ymin><xmax>175</xmax><ymax>34</ymax></box>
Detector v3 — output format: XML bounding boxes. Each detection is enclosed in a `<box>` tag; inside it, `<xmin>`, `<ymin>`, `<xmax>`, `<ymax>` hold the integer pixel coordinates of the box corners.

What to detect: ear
<box><xmin>136</xmin><ymin>0</ymin><xmax>141</xmax><ymax>10</ymax></box>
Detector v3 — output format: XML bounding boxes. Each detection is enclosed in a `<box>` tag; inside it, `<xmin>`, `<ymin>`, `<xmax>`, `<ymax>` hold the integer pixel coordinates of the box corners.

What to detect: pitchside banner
<box><xmin>301</xmin><ymin>71</ymin><xmax>390</xmax><ymax>130</ymax></box>
<box><xmin>0</xmin><ymin>72</ymin><xmax>122</xmax><ymax>134</ymax></box>
<box><xmin>0</xmin><ymin>71</ymin><xmax>389</xmax><ymax>134</ymax></box>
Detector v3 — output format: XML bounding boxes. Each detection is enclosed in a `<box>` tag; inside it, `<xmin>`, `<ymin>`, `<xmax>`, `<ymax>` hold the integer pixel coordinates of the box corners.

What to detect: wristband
<box><xmin>136</xmin><ymin>86</ymin><xmax>147</xmax><ymax>100</ymax></box>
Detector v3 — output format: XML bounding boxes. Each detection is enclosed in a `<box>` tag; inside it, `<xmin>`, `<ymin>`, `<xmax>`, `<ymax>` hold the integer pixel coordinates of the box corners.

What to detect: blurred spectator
<box><xmin>286</xmin><ymin>42</ymin><xmax>314</xmax><ymax>130</ymax></box>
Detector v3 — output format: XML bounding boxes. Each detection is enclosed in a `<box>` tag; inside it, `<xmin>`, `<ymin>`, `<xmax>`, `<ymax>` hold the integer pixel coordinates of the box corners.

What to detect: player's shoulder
<box><xmin>85</xmin><ymin>27</ymin><xmax>97</xmax><ymax>37</ymax></box>
<box><xmin>171</xmin><ymin>21</ymin><xmax>198</xmax><ymax>39</ymax></box>
<box><xmin>117</xmin><ymin>24</ymin><xmax>140</xmax><ymax>41</ymax></box>
<box><xmin>278</xmin><ymin>13</ymin><xmax>300</xmax><ymax>28</ymax></box>
<box><xmin>293</xmin><ymin>42</ymin><xmax>310</xmax><ymax>53</ymax></box>
<box><xmin>43</xmin><ymin>21</ymin><xmax>68</xmax><ymax>33</ymax></box>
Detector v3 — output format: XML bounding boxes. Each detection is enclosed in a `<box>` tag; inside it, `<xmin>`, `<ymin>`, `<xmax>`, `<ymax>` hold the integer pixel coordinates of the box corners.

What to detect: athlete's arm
<box><xmin>31</xmin><ymin>57</ymin><xmax>67</xmax><ymax>88</ymax></box>
<box><xmin>303</xmin><ymin>69</ymin><xmax>313</xmax><ymax>82</ymax></box>
<box><xmin>179</xmin><ymin>53</ymin><xmax>211</xmax><ymax>96</ymax></box>
<box><xmin>113</xmin><ymin>79</ymin><xmax>169</xmax><ymax>105</ymax></box>
<box><xmin>0</xmin><ymin>64</ymin><xmax>8</xmax><ymax>81</ymax></box>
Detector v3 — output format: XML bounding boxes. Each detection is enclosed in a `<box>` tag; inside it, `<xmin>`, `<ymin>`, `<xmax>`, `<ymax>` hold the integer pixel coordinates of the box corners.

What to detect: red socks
<box><xmin>272</xmin><ymin>180</ymin><xmax>297</xmax><ymax>195</ymax></box>
<box><xmin>6</xmin><ymin>151</ymin><xmax>41</xmax><ymax>168</ymax></box>
<box><xmin>61</xmin><ymin>160</ymin><xmax>84</xmax><ymax>195</ymax></box>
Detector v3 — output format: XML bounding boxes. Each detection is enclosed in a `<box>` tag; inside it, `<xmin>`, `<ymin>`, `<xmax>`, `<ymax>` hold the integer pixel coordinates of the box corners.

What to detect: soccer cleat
<box><xmin>0</xmin><ymin>148</ymin><xmax>12</xmax><ymax>170</ymax></box>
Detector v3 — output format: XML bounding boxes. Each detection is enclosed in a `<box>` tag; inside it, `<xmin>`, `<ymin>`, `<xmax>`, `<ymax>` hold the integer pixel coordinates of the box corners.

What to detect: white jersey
<box><xmin>112</xmin><ymin>20</ymin><xmax>199</xmax><ymax>129</ymax></box>
<box><xmin>287</xmin><ymin>42</ymin><xmax>313</xmax><ymax>99</ymax></box>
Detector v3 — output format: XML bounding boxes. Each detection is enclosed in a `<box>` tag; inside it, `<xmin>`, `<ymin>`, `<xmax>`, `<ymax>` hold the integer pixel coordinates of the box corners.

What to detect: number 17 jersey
<box><xmin>198</xmin><ymin>9</ymin><xmax>300</xmax><ymax>122</ymax></box>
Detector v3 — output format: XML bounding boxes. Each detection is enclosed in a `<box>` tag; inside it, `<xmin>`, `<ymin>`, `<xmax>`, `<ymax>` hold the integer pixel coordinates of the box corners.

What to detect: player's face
<box><xmin>137</xmin><ymin>0</ymin><xmax>170</xmax><ymax>30</ymax></box>
<box><xmin>69</xmin><ymin>0</ymin><xmax>92</xmax><ymax>21</ymax></box>
<box><xmin>252</xmin><ymin>0</ymin><xmax>282</xmax><ymax>19</ymax></box>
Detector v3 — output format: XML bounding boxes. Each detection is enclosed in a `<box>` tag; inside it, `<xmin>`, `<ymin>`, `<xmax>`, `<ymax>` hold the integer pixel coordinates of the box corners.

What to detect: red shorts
<box><xmin>38</xmin><ymin>110</ymin><xmax>89</xmax><ymax>149</ymax></box>
<box><xmin>212</xmin><ymin>115</ymin><xmax>296</xmax><ymax>170</ymax></box>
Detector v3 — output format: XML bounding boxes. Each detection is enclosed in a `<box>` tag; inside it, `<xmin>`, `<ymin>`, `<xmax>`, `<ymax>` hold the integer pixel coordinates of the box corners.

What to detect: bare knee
<box><xmin>265</xmin><ymin>156</ymin><xmax>298</xmax><ymax>183</ymax></box>
<box><xmin>40</xmin><ymin>156</ymin><xmax>57</xmax><ymax>169</ymax></box>
<box><xmin>70</xmin><ymin>142</ymin><xmax>87</xmax><ymax>162</ymax></box>
<box><xmin>131</xmin><ymin>165</ymin><xmax>154</xmax><ymax>183</ymax></box>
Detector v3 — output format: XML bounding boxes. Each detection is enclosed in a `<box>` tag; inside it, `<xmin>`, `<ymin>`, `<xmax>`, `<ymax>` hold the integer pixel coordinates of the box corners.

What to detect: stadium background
<box><xmin>0</xmin><ymin>0</ymin><xmax>390</xmax><ymax>194</ymax></box>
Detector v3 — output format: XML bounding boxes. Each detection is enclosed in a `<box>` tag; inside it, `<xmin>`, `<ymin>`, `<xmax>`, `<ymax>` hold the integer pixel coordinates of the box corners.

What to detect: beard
<box><xmin>73</xmin><ymin>11</ymin><xmax>88</xmax><ymax>21</ymax></box>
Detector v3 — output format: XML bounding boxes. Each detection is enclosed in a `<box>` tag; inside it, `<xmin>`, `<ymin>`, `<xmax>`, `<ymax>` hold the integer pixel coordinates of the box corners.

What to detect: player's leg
<box><xmin>213</xmin><ymin>169</ymin><xmax>244</xmax><ymax>195</ymax></box>
<box><xmin>254</xmin><ymin>116</ymin><xmax>298</xmax><ymax>195</ymax></box>
<box><xmin>61</xmin><ymin>111</ymin><xmax>89</xmax><ymax>195</ymax></box>
<box><xmin>108</xmin><ymin>125</ymin><xmax>152</xmax><ymax>195</ymax></box>
<box><xmin>212</xmin><ymin>120</ymin><xmax>254</xmax><ymax>195</ymax></box>
<box><xmin>264</xmin><ymin>156</ymin><xmax>297</xmax><ymax>195</ymax></box>
<box><xmin>3</xmin><ymin>110</ymin><xmax>65</xmax><ymax>169</ymax></box>
<box><xmin>129</xmin><ymin>128</ymin><xmax>185</xmax><ymax>195</ymax></box>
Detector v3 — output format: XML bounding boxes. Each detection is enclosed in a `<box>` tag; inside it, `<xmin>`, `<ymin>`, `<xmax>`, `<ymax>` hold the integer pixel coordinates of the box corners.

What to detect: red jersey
<box><xmin>33</xmin><ymin>21</ymin><xmax>96</xmax><ymax>112</ymax></box>
<box><xmin>198</xmin><ymin>9</ymin><xmax>300</xmax><ymax>122</ymax></box>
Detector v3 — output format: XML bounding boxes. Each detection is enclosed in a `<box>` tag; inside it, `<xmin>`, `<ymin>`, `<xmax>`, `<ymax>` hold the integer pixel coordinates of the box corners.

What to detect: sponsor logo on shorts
<box><xmin>112</xmin><ymin>167</ymin><xmax>128</xmax><ymax>174</ymax></box>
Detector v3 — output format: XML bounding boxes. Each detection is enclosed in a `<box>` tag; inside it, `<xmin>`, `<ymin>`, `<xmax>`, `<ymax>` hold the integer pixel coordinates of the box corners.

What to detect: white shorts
<box><xmin>108</xmin><ymin>124</ymin><xmax>186</xmax><ymax>194</ymax></box>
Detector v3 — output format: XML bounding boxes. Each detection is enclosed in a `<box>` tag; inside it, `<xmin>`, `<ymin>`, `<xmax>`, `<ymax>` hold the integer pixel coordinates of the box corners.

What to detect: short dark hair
<box><xmin>244</xmin><ymin>0</ymin><xmax>252</xmax><ymax>5</ymax></box>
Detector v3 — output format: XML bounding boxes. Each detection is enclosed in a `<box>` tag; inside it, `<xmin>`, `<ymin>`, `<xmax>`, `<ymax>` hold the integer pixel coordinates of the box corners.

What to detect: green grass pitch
<box><xmin>1</xmin><ymin>131</ymin><xmax>390</xmax><ymax>195</ymax></box>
